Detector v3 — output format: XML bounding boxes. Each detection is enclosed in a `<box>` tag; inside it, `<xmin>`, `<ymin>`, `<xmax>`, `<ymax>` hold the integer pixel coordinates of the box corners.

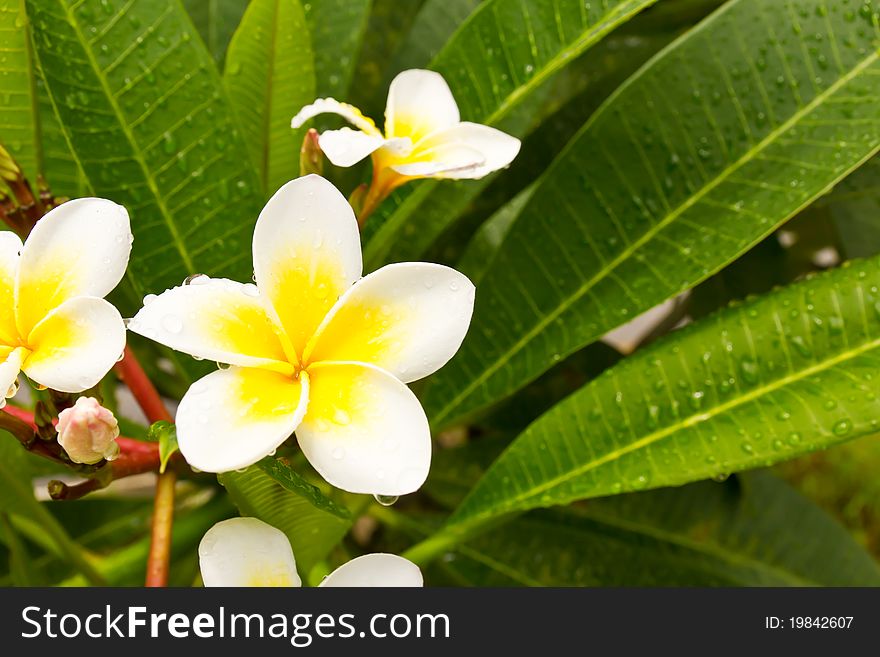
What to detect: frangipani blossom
<box><xmin>0</xmin><ymin>199</ymin><xmax>131</xmax><ymax>403</ymax></box>
<box><xmin>199</xmin><ymin>517</ymin><xmax>422</xmax><ymax>587</ymax></box>
<box><xmin>129</xmin><ymin>174</ymin><xmax>474</xmax><ymax>496</ymax></box>
<box><xmin>291</xmin><ymin>69</ymin><xmax>520</xmax><ymax>202</ymax></box>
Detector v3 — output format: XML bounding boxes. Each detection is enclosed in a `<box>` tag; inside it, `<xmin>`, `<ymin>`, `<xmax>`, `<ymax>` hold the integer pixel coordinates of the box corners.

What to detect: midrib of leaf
<box><xmin>480</xmin><ymin>0</ymin><xmax>659</xmax><ymax>126</ymax></box>
<box><xmin>455</xmin><ymin>332</ymin><xmax>880</xmax><ymax>524</ymax></box>
<box><xmin>49</xmin><ymin>0</ymin><xmax>195</xmax><ymax>274</ymax></box>
<box><xmin>433</xmin><ymin>47</ymin><xmax>880</xmax><ymax>427</ymax></box>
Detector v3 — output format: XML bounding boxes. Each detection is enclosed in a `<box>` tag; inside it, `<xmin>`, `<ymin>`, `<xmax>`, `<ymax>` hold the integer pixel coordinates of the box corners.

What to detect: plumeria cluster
<box><xmin>0</xmin><ymin>70</ymin><xmax>518</xmax><ymax>586</ymax></box>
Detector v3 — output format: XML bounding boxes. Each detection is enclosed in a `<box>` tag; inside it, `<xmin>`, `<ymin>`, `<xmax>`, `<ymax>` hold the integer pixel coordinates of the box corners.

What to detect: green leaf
<box><xmin>224</xmin><ymin>0</ymin><xmax>315</xmax><ymax>196</ymax></box>
<box><xmin>446</xmin><ymin>253</ymin><xmax>880</xmax><ymax>535</ymax></box>
<box><xmin>146</xmin><ymin>421</ymin><xmax>178</xmax><ymax>473</ymax></box>
<box><xmin>183</xmin><ymin>0</ymin><xmax>249</xmax><ymax>66</ymax></box>
<box><xmin>27</xmin><ymin>0</ymin><xmax>265</xmax><ymax>307</ymax></box>
<box><xmin>256</xmin><ymin>456</ymin><xmax>351</xmax><ymax>520</ymax></box>
<box><xmin>424</xmin><ymin>0</ymin><xmax>880</xmax><ymax>430</ymax></box>
<box><xmin>0</xmin><ymin>512</ymin><xmax>37</xmax><ymax>586</ymax></box>
<box><xmin>219</xmin><ymin>464</ymin><xmax>351</xmax><ymax>572</ymax></box>
<box><xmin>303</xmin><ymin>0</ymin><xmax>370</xmax><ymax>98</ymax></box>
<box><xmin>0</xmin><ymin>0</ymin><xmax>40</xmax><ymax>182</ymax></box>
<box><xmin>436</xmin><ymin>474</ymin><xmax>880</xmax><ymax>586</ymax></box>
<box><xmin>362</xmin><ymin>0</ymin><xmax>660</xmax><ymax>269</ymax></box>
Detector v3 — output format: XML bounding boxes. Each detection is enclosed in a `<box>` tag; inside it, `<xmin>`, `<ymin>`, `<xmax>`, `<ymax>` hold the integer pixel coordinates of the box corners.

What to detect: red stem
<box><xmin>115</xmin><ymin>346</ymin><xmax>176</xmax><ymax>587</ymax></box>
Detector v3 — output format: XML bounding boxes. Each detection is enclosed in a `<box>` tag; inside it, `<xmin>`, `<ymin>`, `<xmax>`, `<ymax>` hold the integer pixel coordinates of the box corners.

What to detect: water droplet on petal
<box><xmin>373</xmin><ymin>494</ymin><xmax>398</xmax><ymax>506</ymax></box>
<box><xmin>161</xmin><ymin>314</ymin><xmax>183</xmax><ymax>334</ymax></box>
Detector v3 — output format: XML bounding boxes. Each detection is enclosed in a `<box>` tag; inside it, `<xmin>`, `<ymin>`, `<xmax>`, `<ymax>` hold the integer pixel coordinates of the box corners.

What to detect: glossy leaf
<box><xmin>436</xmin><ymin>474</ymin><xmax>880</xmax><ymax>586</ymax></box>
<box><xmin>256</xmin><ymin>456</ymin><xmax>351</xmax><ymax>520</ymax></box>
<box><xmin>219</xmin><ymin>464</ymin><xmax>351</xmax><ymax>572</ymax></box>
<box><xmin>0</xmin><ymin>0</ymin><xmax>39</xmax><ymax>181</ymax></box>
<box><xmin>303</xmin><ymin>0</ymin><xmax>370</xmax><ymax>98</ymax></box>
<box><xmin>424</xmin><ymin>0</ymin><xmax>880</xmax><ymax>429</ymax></box>
<box><xmin>448</xmin><ymin>253</ymin><xmax>880</xmax><ymax>532</ymax></box>
<box><xmin>224</xmin><ymin>0</ymin><xmax>315</xmax><ymax>196</ymax></box>
<box><xmin>27</xmin><ymin>0</ymin><xmax>265</xmax><ymax>305</ymax></box>
<box><xmin>183</xmin><ymin>0</ymin><xmax>249</xmax><ymax>66</ymax></box>
<box><xmin>362</xmin><ymin>0</ymin><xmax>660</xmax><ymax>269</ymax></box>
<box><xmin>824</xmin><ymin>157</ymin><xmax>880</xmax><ymax>259</ymax></box>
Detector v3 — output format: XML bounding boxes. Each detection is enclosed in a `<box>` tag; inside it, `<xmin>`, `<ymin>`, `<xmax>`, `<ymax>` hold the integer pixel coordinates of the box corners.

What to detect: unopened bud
<box><xmin>299</xmin><ymin>128</ymin><xmax>324</xmax><ymax>176</ymax></box>
<box><xmin>56</xmin><ymin>397</ymin><xmax>120</xmax><ymax>464</ymax></box>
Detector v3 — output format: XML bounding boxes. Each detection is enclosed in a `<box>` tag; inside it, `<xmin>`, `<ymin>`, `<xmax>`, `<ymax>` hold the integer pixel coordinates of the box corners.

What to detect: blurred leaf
<box><xmin>447</xmin><ymin>253</ymin><xmax>880</xmax><ymax>534</ymax></box>
<box><xmin>0</xmin><ymin>0</ymin><xmax>39</xmax><ymax>182</ymax></box>
<box><xmin>303</xmin><ymin>0</ymin><xmax>370</xmax><ymax>98</ymax></box>
<box><xmin>27</xmin><ymin>0</ymin><xmax>265</xmax><ymax>310</ymax></box>
<box><xmin>823</xmin><ymin>157</ymin><xmax>880</xmax><ymax>259</ymax></box>
<box><xmin>0</xmin><ymin>512</ymin><xmax>37</xmax><ymax>586</ymax></box>
<box><xmin>219</xmin><ymin>464</ymin><xmax>351</xmax><ymax>572</ymax></box>
<box><xmin>224</xmin><ymin>0</ymin><xmax>315</xmax><ymax>196</ymax></box>
<box><xmin>363</xmin><ymin>0</ymin><xmax>659</xmax><ymax>269</ymax></box>
<box><xmin>434</xmin><ymin>474</ymin><xmax>880</xmax><ymax>586</ymax></box>
<box><xmin>424</xmin><ymin>0</ymin><xmax>880</xmax><ymax>430</ymax></box>
<box><xmin>183</xmin><ymin>0</ymin><xmax>249</xmax><ymax>66</ymax></box>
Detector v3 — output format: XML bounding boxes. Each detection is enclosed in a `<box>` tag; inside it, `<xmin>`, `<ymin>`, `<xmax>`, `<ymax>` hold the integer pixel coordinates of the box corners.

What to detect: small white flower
<box><xmin>199</xmin><ymin>517</ymin><xmax>422</xmax><ymax>587</ymax></box>
<box><xmin>0</xmin><ymin>199</ymin><xmax>131</xmax><ymax>400</ymax></box>
<box><xmin>57</xmin><ymin>396</ymin><xmax>121</xmax><ymax>464</ymax></box>
<box><xmin>292</xmin><ymin>69</ymin><xmax>521</xmax><ymax>192</ymax></box>
<box><xmin>129</xmin><ymin>174</ymin><xmax>475</xmax><ymax>496</ymax></box>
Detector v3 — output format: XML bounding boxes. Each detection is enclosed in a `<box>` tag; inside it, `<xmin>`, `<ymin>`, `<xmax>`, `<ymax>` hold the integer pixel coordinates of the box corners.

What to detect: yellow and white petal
<box><xmin>297</xmin><ymin>362</ymin><xmax>430</xmax><ymax>496</ymax></box>
<box><xmin>16</xmin><ymin>198</ymin><xmax>131</xmax><ymax>336</ymax></box>
<box><xmin>128</xmin><ymin>278</ymin><xmax>291</xmax><ymax>373</ymax></box>
<box><xmin>401</xmin><ymin>122</ymin><xmax>522</xmax><ymax>179</ymax></box>
<box><xmin>0</xmin><ymin>347</ymin><xmax>26</xmax><ymax>400</ymax></box>
<box><xmin>291</xmin><ymin>97</ymin><xmax>381</xmax><ymax>135</ymax></box>
<box><xmin>176</xmin><ymin>366</ymin><xmax>308</xmax><ymax>473</ymax></box>
<box><xmin>0</xmin><ymin>231</ymin><xmax>22</xmax><ymax>345</ymax></box>
<box><xmin>384</xmin><ymin>69</ymin><xmax>459</xmax><ymax>143</ymax></box>
<box><xmin>22</xmin><ymin>297</ymin><xmax>126</xmax><ymax>393</ymax></box>
<box><xmin>319</xmin><ymin>553</ymin><xmax>423</xmax><ymax>587</ymax></box>
<box><xmin>318</xmin><ymin>128</ymin><xmax>386</xmax><ymax>167</ymax></box>
<box><xmin>253</xmin><ymin>175</ymin><xmax>362</xmax><ymax>357</ymax></box>
<box><xmin>306</xmin><ymin>263</ymin><xmax>475</xmax><ymax>383</ymax></box>
<box><xmin>199</xmin><ymin>517</ymin><xmax>302</xmax><ymax>587</ymax></box>
<box><xmin>390</xmin><ymin>144</ymin><xmax>485</xmax><ymax>179</ymax></box>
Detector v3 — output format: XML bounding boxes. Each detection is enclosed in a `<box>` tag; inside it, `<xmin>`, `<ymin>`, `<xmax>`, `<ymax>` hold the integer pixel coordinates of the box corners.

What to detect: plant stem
<box><xmin>115</xmin><ymin>346</ymin><xmax>177</xmax><ymax>587</ymax></box>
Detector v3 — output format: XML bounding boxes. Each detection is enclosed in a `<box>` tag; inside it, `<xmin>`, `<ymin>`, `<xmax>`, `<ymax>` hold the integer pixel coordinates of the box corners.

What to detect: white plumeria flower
<box><xmin>199</xmin><ymin>517</ymin><xmax>422</xmax><ymax>587</ymax></box>
<box><xmin>128</xmin><ymin>174</ymin><xmax>474</xmax><ymax>496</ymax></box>
<box><xmin>0</xmin><ymin>199</ymin><xmax>131</xmax><ymax>402</ymax></box>
<box><xmin>291</xmin><ymin>69</ymin><xmax>521</xmax><ymax>189</ymax></box>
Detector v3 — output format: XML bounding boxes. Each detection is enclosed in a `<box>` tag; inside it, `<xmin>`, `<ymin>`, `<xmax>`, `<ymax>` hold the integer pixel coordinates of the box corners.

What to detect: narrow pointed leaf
<box><xmin>425</xmin><ymin>0</ymin><xmax>880</xmax><ymax>429</ymax></box>
<box><xmin>27</xmin><ymin>0</ymin><xmax>264</xmax><ymax>304</ymax></box>
<box><xmin>362</xmin><ymin>0</ymin><xmax>660</xmax><ymax>269</ymax></box>
<box><xmin>224</xmin><ymin>0</ymin><xmax>315</xmax><ymax>196</ymax></box>
<box><xmin>448</xmin><ymin>254</ymin><xmax>880</xmax><ymax>532</ymax></box>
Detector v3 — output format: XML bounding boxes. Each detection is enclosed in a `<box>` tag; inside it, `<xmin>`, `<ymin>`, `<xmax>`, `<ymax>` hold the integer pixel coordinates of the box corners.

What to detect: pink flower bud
<box><xmin>56</xmin><ymin>397</ymin><xmax>120</xmax><ymax>465</ymax></box>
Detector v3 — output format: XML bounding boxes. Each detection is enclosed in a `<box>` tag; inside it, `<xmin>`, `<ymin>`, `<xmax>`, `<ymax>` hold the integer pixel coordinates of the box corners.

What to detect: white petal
<box><xmin>16</xmin><ymin>198</ymin><xmax>131</xmax><ymax>335</ymax></box>
<box><xmin>400</xmin><ymin>122</ymin><xmax>522</xmax><ymax>179</ymax></box>
<box><xmin>22</xmin><ymin>297</ymin><xmax>126</xmax><ymax>393</ymax></box>
<box><xmin>297</xmin><ymin>361</ymin><xmax>430</xmax><ymax>496</ymax></box>
<box><xmin>306</xmin><ymin>263</ymin><xmax>475</xmax><ymax>383</ymax></box>
<box><xmin>252</xmin><ymin>175</ymin><xmax>362</xmax><ymax>356</ymax></box>
<box><xmin>390</xmin><ymin>145</ymin><xmax>485</xmax><ymax>178</ymax></box>
<box><xmin>176</xmin><ymin>366</ymin><xmax>308</xmax><ymax>473</ymax></box>
<box><xmin>318</xmin><ymin>128</ymin><xmax>386</xmax><ymax>167</ymax></box>
<box><xmin>128</xmin><ymin>277</ymin><xmax>291</xmax><ymax>372</ymax></box>
<box><xmin>385</xmin><ymin>69</ymin><xmax>459</xmax><ymax>142</ymax></box>
<box><xmin>320</xmin><ymin>553</ymin><xmax>423</xmax><ymax>587</ymax></box>
<box><xmin>199</xmin><ymin>517</ymin><xmax>302</xmax><ymax>587</ymax></box>
<box><xmin>0</xmin><ymin>231</ymin><xmax>22</xmax><ymax>344</ymax></box>
<box><xmin>291</xmin><ymin>97</ymin><xmax>381</xmax><ymax>135</ymax></box>
<box><xmin>0</xmin><ymin>347</ymin><xmax>25</xmax><ymax>401</ymax></box>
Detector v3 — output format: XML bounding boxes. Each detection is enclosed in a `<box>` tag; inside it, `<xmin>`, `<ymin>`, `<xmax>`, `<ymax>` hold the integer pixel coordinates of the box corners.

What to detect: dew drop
<box><xmin>331</xmin><ymin>447</ymin><xmax>345</xmax><ymax>460</ymax></box>
<box><xmin>832</xmin><ymin>419</ymin><xmax>853</xmax><ymax>436</ymax></box>
<box><xmin>373</xmin><ymin>494</ymin><xmax>398</xmax><ymax>506</ymax></box>
<box><xmin>161</xmin><ymin>314</ymin><xmax>184</xmax><ymax>334</ymax></box>
<box><xmin>184</xmin><ymin>273</ymin><xmax>209</xmax><ymax>285</ymax></box>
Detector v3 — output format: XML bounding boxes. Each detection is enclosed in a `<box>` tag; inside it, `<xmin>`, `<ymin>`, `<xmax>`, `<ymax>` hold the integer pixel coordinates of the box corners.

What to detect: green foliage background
<box><xmin>2</xmin><ymin>0</ymin><xmax>880</xmax><ymax>586</ymax></box>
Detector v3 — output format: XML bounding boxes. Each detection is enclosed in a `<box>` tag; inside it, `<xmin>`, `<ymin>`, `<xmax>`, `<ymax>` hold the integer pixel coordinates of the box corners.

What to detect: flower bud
<box><xmin>299</xmin><ymin>128</ymin><xmax>324</xmax><ymax>177</ymax></box>
<box><xmin>56</xmin><ymin>397</ymin><xmax>120</xmax><ymax>464</ymax></box>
